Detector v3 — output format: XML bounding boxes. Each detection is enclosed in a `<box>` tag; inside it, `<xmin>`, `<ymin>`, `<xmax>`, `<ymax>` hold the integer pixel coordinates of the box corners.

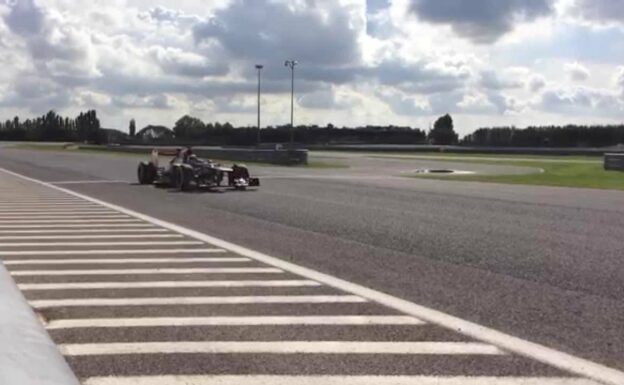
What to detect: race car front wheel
<box><xmin>174</xmin><ymin>166</ymin><xmax>193</xmax><ymax>191</ymax></box>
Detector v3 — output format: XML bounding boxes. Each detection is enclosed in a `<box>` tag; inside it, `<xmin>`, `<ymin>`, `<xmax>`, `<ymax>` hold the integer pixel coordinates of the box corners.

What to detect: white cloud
<box><xmin>409</xmin><ymin>0</ymin><xmax>556</xmax><ymax>43</ymax></box>
<box><xmin>480</xmin><ymin>68</ymin><xmax>527</xmax><ymax>90</ymax></box>
<box><xmin>565</xmin><ymin>62</ymin><xmax>590</xmax><ymax>82</ymax></box>
<box><xmin>113</xmin><ymin>94</ymin><xmax>174</xmax><ymax>109</ymax></box>
<box><xmin>616</xmin><ymin>66</ymin><xmax>624</xmax><ymax>90</ymax></box>
<box><xmin>536</xmin><ymin>85</ymin><xmax>624</xmax><ymax>117</ymax></box>
<box><xmin>148</xmin><ymin>46</ymin><xmax>227</xmax><ymax>78</ymax></box>
<box><xmin>79</xmin><ymin>91</ymin><xmax>112</xmax><ymax>108</ymax></box>
<box><xmin>192</xmin><ymin>0</ymin><xmax>364</xmax><ymax>67</ymax></box>
<box><xmin>571</xmin><ymin>0</ymin><xmax>624</xmax><ymax>24</ymax></box>
<box><xmin>0</xmin><ymin>0</ymin><xmax>623</xmax><ymax>134</ymax></box>
<box><xmin>457</xmin><ymin>91</ymin><xmax>499</xmax><ymax>114</ymax></box>
<box><xmin>376</xmin><ymin>88</ymin><xmax>431</xmax><ymax>116</ymax></box>
<box><xmin>298</xmin><ymin>88</ymin><xmax>361</xmax><ymax>110</ymax></box>
<box><xmin>529</xmin><ymin>74</ymin><xmax>547</xmax><ymax>93</ymax></box>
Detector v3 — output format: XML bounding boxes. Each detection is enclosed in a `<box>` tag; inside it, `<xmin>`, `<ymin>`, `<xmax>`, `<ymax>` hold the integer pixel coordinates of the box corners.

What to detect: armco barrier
<box><xmin>82</xmin><ymin>145</ymin><xmax>308</xmax><ymax>165</ymax></box>
<box><xmin>0</xmin><ymin>265</ymin><xmax>80</xmax><ymax>385</ymax></box>
<box><xmin>604</xmin><ymin>153</ymin><xmax>624</xmax><ymax>171</ymax></box>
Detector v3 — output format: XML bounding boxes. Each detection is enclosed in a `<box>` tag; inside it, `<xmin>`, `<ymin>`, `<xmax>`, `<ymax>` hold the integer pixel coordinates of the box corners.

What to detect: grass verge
<box><xmin>381</xmin><ymin>153</ymin><xmax>623</xmax><ymax>191</ymax></box>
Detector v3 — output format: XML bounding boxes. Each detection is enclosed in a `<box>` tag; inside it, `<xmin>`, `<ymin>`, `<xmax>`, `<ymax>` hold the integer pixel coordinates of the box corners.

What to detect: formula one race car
<box><xmin>137</xmin><ymin>148</ymin><xmax>260</xmax><ymax>191</ymax></box>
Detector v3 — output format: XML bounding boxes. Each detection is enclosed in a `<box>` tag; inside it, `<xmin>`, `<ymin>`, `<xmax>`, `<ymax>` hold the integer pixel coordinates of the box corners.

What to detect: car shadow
<box><xmin>166</xmin><ymin>188</ymin><xmax>226</xmax><ymax>194</ymax></box>
<box><xmin>130</xmin><ymin>183</ymin><xmax>257</xmax><ymax>194</ymax></box>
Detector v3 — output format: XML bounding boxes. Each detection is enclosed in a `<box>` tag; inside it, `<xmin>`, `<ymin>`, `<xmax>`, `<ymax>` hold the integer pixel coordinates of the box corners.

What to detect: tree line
<box><xmin>1</xmin><ymin>109</ymin><xmax>623</xmax><ymax>147</ymax></box>
<box><xmin>127</xmin><ymin>114</ymin><xmax>624</xmax><ymax>147</ymax></box>
<box><xmin>462</xmin><ymin>125</ymin><xmax>624</xmax><ymax>147</ymax></box>
<box><xmin>0</xmin><ymin>110</ymin><xmax>101</xmax><ymax>143</ymax></box>
<box><xmin>162</xmin><ymin>115</ymin><xmax>428</xmax><ymax>145</ymax></box>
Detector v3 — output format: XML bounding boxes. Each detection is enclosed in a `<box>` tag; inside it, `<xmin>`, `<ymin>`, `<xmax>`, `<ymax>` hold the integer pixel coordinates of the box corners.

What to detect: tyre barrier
<box><xmin>604</xmin><ymin>153</ymin><xmax>624</xmax><ymax>171</ymax></box>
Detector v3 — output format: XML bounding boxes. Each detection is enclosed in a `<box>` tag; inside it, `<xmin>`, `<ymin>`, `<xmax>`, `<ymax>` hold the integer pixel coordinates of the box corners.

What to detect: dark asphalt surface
<box><xmin>0</xmin><ymin>147</ymin><xmax>623</xmax><ymax>379</ymax></box>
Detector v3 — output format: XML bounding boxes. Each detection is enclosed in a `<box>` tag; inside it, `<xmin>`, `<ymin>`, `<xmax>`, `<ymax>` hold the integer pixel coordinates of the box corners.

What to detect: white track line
<box><xmin>0</xmin><ymin>234</ymin><xmax>183</xmax><ymax>240</ymax></box>
<box><xmin>18</xmin><ymin>280</ymin><xmax>322</xmax><ymax>291</ymax></box>
<box><xmin>0</xmin><ymin>200</ymin><xmax>97</xmax><ymax>203</ymax></box>
<box><xmin>3</xmin><ymin>257</ymin><xmax>250</xmax><ymax>265</ymax></box>
<box><xmin>52</xmin><ymin>180</ymin><xmax>126</xmax><ymax>185</ymax></box>
<box><xmin>0</xmin><ymin>224</ymin><xmax>155</xmax><ymax>229</ymax></box>
<box><xmin>11</xmin><ymin>267</ymin><xmax>282</xmax><ymax>276</ymax></box>
<box><xmin>0</xmin><ymin>215</ymin><xmax>128</xmax><ymax>220</ymax></box>
<box><xmin>0</xmin><ymin>248</ymin><xmax>226</xmax><ymax>256</ymax></box>
<box><xmin>81</xmin><ymin>376</ymin><xmax>603</xmax><ymax>385</ymax></box>
<box><xmin>0</xmin><ymin>204</ymin><xmax>100</xmax><ymax>208</ymax></box>
<box><xmin>30</xmin><ymin>295</ymin><xmax>366</xmax><ymax>308</ymax></box>
<box><xmin>58</xmin><ymin>341</ymin><xmax>502</xmax><ymax>356</ymax></box>
<box><xmin>3</xmin><ymin>167</ymin><xmax>624</xmax><ymax>385</ymax></box>
<box><xmin>0</xmin><ymin>210</ymin><xmax>115</xmax><ymax>214</ymax></box>
<box><xmin>0</xmin><ymin>211</ymin><xmax>124</xmax><ymax>216</ymax></box>
<box><xmin>47</xmin><ymin>315</ymin><xmax>424</xmax><ymax>329</ymax></box>
<box><xmin>0</xmin><ymin>219</ymin><xmax>142</xmax><ymax>224</ymax></box>
<box><xmin>0</xmin><ymin>202</ymin><xmax>90</xmax><ymax>206</ymax></box>
<box><xmin>0</xmin><ymin>229</ymin><xmax>169</xmax><ymax>234</ymax></box>
<box><xmin>0</xmin><ymin>198</ymin><xmax>92</xmax><ymax>201</ymax></box>
<box><xmin>0</xmin><ymin>241</ymin><xmax>203</xmax><ymax>247</ymax></box>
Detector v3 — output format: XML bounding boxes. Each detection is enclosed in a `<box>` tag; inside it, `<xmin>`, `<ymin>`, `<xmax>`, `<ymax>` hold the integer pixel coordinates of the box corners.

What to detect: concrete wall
<box><xmin>308</xmin><ymin>144</ymin><xmax>623</xmax><ymax>156</ymax></box>
<box><xmin>605</xmin><ymin>153</ymin><xmax>624</xmax><ymax>171</ymax></box>
<box><xmin>82</xmin><ymin>145</ymin><xmax>308</xmax><ymax>165</ymax></box>
<box><xmin>0</xmin><ymin>266</ymin><xmax>79</xmax><ymax>385</ymax></box>
<box><xmin>194</xmin><ymin>147</ymin><xmax>308</xmax><ymax>165</ymax></box>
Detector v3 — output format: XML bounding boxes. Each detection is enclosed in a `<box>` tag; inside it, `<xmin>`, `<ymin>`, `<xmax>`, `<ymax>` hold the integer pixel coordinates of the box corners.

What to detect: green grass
<box><xmin>8</xmin><ymin>143</ymin><xmax>78</xmax><ymax>151</ymax></box>
<box><xmin>305</xmin><ymin>161</ymin><xmax>349</xmax><ymax>169</ymax></box>
<box><xmin>8</xmin><ymin>143</ymin><xmax>146</xmax><ymax>158</ymax></box>
<box><xmin>394</xmin><ymin>153</ymin><xmax>624</xmax><ymax>191</ymax></box>
<box><xmin>8</xmin><ymin>143</ymin><xmax>349</xmax><ymax>169</ymax></box>
<box><xmin>367</xmin><ymin>152</ymin><xmax>602</xmax><ymax>163</ymax></box>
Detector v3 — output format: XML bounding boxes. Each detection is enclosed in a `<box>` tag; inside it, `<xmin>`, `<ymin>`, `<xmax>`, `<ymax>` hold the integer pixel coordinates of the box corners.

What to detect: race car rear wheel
<box><xmin>137</xmin><ymin>162</ymin><xmax>155</xmax><ymax>184</ymax></box>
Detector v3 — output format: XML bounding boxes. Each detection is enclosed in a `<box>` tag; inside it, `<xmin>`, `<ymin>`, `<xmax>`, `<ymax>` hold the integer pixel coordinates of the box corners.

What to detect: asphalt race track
<box><xmin>0</xmin><ymin>147</ymin><xmax>623</xmax><ymax>384</ymax></box>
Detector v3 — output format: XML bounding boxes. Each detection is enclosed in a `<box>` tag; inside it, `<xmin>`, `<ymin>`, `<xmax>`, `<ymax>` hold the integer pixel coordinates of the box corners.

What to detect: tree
<box><xmin>428</xmin><ymin>114</ymin><xmax>458</xmax><ymax>145</ymax></box>
<box><xmin>173</xmin><ymin>115</ymin><xmax>205</xmax><ymax>140</ymax></box>
<box><xmin>129</xmin><ymin>119</ymin><xmax>136</xmax><ymax>137</ymax></box>
<box><xmin>42</xmin><ymin>110</ymin><xmax>62</xmax><ymax>140</ymax></box>
<box><xmin>75</xmin><ymin>110</ymin><xmax>101</xmax><ymax>143</ymax></box>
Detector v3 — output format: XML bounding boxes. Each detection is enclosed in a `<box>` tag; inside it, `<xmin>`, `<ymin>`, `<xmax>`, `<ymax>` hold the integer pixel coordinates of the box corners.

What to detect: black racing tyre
<box><xmin>137</xmin><ymin>163</ymin><xmax>151</xmax><ymax>184</ymax></box>
<box><xmin>232</xmin><ymin>164</ymin><xmax>250</xmax><ymax>179</ymax></box>
<box><xmin>175</xmin><ymin>166</ymin><xmax>192</xmax><ymax>191</ymax></box>
<box><xmin>170</xmin><ymin>166</ymin><xmax>180</xmax><ymax>188</ymax></box>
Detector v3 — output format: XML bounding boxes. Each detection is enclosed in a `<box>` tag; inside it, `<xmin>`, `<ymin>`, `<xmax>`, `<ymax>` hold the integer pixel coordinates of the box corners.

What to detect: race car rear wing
<box><xmin>151</xmin><ymin>149</ymin><xmax>159</xmax><ymax>168</ymax></box>
<box><xmin>151</xmin><ymin>148</ymin><xmax>181</xmax><ymax>168</ymax></box>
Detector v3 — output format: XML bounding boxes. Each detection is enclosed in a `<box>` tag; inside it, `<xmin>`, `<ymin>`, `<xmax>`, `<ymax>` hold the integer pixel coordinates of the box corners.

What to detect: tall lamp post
<box><xmin>284</xmin><ymin>59</ymin><xmax>298</xmax><ymax>144</ymax></box>
<box><xmin>255</xmin><ymin>64</ymin><xmax>263</xmax><ymax>146</ymax></box>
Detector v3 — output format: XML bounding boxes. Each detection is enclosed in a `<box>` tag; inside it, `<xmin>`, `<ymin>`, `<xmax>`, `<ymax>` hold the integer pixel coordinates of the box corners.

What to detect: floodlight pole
<box><xmin>255</xmin><ymin>64</ymin><xmax>263</xmax><ymax>145</ymax></box>
<box><xmin>285</xmin><ymin>59</ymin><xmax>298</xmax><ymax>144</ymax></box>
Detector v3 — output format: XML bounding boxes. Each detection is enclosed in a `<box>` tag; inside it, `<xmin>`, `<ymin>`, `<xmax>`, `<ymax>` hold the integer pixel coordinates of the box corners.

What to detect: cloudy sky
<box><xmin>1</xmin><ymin>0</ymin><xmax>623</xmax><ymax>135</ymax></box>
